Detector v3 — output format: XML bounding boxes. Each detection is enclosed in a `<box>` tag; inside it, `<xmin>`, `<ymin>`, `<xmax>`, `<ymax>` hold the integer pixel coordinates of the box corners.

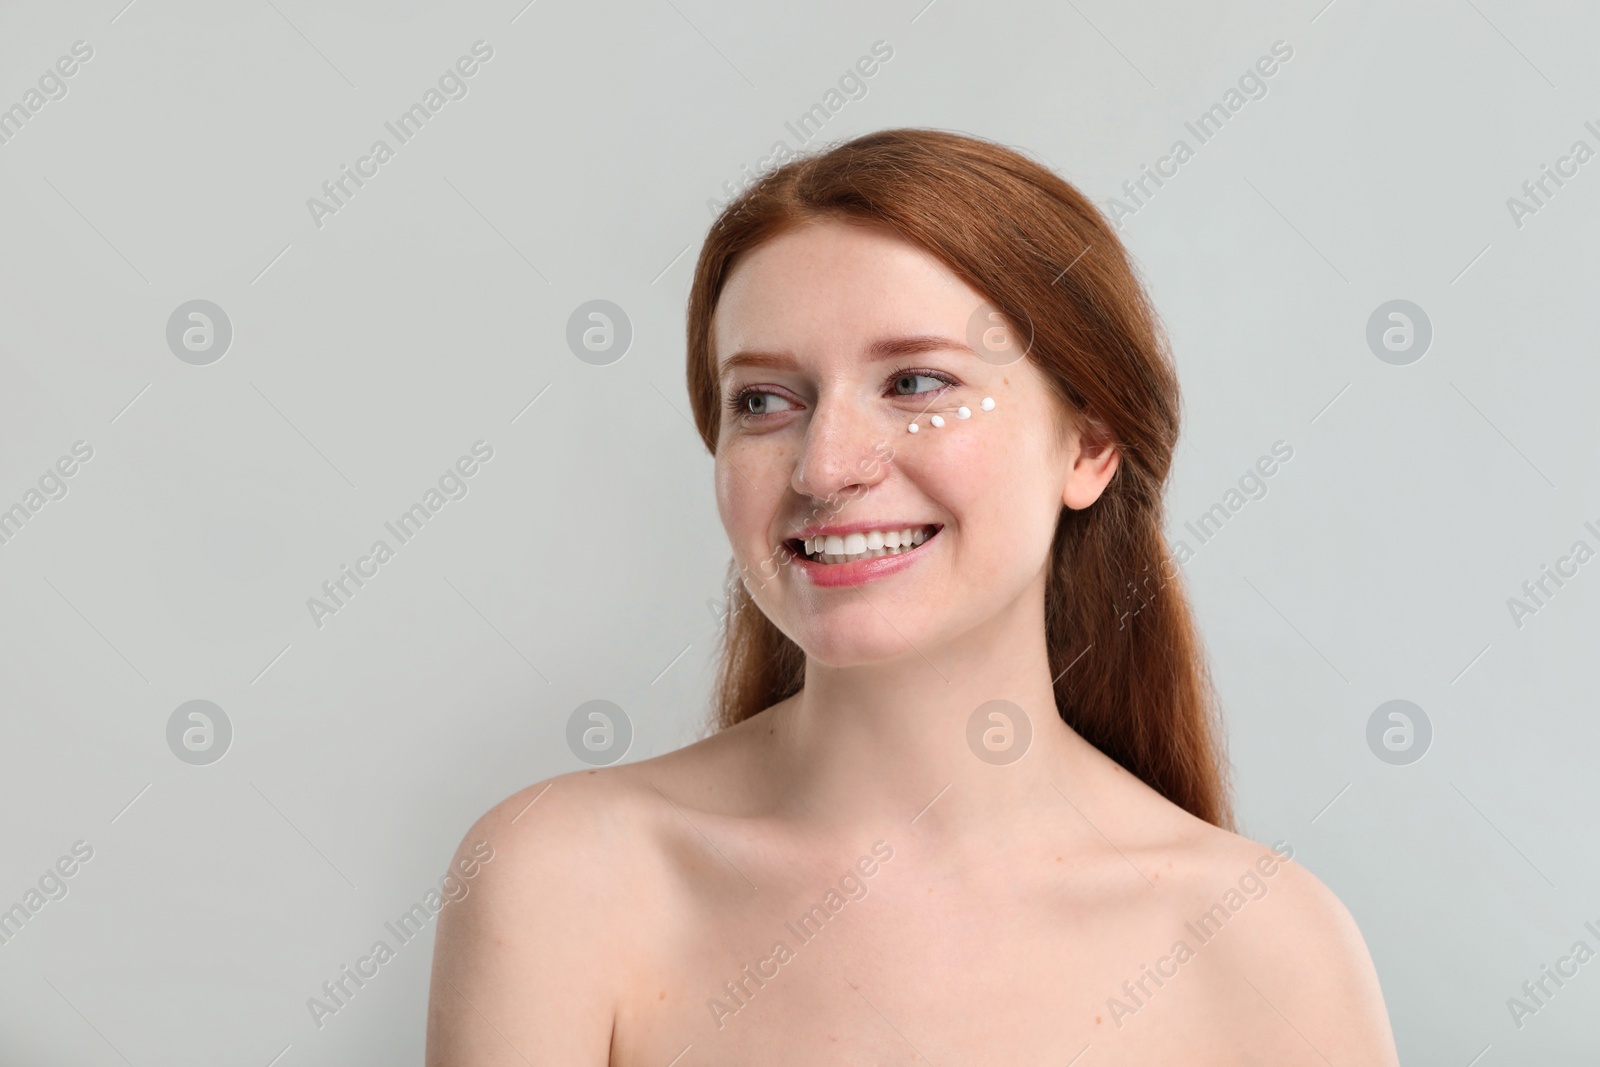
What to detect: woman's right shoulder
<box><xmin>443</xmin><ymin>721</ymin><xmax>762</xmax><ymax>913</ymax></box>
<box><xmin>425</xmin><ymin>765</ymin><xmax>673</xmax><ymax>1065</ymax></box>
<box><xmin>452</xmin><ymin>763</ymin><xmax>667</xmax><ymax>894</ymax></box>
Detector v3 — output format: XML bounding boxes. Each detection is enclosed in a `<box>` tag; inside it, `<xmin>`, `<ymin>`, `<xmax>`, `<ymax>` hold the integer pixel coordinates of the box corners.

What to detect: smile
<box><xmin>786</xmin><ymin>524</ymin><xmax>941</xmax><ymax>565</ymax></box>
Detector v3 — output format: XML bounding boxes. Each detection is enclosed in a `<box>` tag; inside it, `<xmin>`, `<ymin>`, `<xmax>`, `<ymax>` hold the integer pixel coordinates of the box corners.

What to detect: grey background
<box><xmin>1</xmin><ymin>0</ymin><xmax>1596</xmax><ymax>1062</ymax></box>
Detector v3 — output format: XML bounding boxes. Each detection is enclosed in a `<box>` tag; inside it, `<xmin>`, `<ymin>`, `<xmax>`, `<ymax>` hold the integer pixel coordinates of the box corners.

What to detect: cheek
<box><xmin>896</xmin><ymin>405</ymin><xmax>1022</xmax><ymax>503</ymax></box>
<box><xmin>715</xmin><ymin>437</ymin><xmax>791</xmax><ymax>550</ymax></box>
<box><xmin>900</xmin><ymin>405</ymin><xmax>1061</xmax><ymax>548</ymax></box>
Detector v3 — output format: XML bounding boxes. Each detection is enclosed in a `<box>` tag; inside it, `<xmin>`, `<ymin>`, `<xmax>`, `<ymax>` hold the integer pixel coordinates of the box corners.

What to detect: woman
<box><xmin>426</xmin><ymin>128</ymin><xmax>1399</xmax><ymax>1064</ymax></box>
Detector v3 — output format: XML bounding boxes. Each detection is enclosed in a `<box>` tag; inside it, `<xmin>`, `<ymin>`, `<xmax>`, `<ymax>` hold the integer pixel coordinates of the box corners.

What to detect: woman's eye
<box><xmin>739</xmin><ymin>391</ymin><xmax>796</xmax><ymax>416</ymax></box>
<box><xmin>891</xmin><ymin>373</ymin><xmax>949</xmax><ymax>396</ymax></box>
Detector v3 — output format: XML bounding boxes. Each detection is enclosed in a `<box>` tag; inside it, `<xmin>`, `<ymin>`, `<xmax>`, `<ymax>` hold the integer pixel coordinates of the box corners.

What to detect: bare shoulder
<box><xmin>424</xmin><ymin>767</ymin><xmax>647</xmax><ymax>1066</ymax></box>
<box><xmin>425</xmin><ymin>719</ymin><xmax>772</xmax><ymax>1066</ymax></box>
<box><xmin>1165</xmin><ymin>824</ymin><xmax>1400</xmax><ymax>1064</ymax></box>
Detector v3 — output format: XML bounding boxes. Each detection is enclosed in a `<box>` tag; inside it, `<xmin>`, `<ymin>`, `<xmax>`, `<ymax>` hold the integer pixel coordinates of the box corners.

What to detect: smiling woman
<box><xmin>425</xmin><ymin>129</ymin><xmax>1400</xmax><ymax>1066</ymax></box>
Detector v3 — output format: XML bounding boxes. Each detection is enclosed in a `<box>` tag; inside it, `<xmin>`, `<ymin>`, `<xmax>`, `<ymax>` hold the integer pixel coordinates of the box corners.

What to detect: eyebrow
<box><xmin>719</xmin><ymin>334</ymin><xmax>973</xmax><ymax>378</ymax></box>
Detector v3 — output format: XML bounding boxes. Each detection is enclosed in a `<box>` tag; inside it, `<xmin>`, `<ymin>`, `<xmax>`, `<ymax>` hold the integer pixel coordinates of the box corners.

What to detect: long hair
<box><xmin>684</xmin><ymin>128</ymin><xmax>1233</xmax><ymax>830</ymax></box>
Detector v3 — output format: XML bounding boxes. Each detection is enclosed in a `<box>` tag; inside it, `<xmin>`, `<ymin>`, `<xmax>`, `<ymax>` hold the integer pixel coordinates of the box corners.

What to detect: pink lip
<box><xmin>782</xmin><ymin>525</ymin><xmax>942</xmax><ymax>588</ymax></box>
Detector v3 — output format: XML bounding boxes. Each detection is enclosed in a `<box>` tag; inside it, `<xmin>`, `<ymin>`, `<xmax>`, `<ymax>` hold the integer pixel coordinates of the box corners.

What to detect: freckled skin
<box><xmin>425</xmin><ymin>221</ymin><xmax>1400</xmax><ymax>1067</ymax></box>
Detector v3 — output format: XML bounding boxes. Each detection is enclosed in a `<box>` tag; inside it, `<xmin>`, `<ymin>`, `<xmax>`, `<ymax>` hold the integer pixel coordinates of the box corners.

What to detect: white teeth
<box><xmin>802</xmin><ymin>526</ymin><xmax>936</xmax><ymax>564</ymax></box>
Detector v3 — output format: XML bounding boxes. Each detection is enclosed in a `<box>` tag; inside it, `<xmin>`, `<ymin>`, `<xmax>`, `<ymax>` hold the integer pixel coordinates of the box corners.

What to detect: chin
<box><xmin>786</xmin><ymin>614</ymin><xmax>941</xmax><ymax>669</ymax></box>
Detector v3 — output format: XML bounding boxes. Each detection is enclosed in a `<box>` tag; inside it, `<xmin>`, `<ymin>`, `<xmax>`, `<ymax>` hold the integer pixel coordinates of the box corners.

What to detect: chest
<box><xmin>609</xmin><ymin>859</ymin><xmax>1269</xmax><ymax>1065</ymax></box>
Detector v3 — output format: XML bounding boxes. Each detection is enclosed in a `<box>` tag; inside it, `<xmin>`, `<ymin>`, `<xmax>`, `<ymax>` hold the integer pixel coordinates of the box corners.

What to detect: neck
<box><xmin>765</xmin><ymin>578</ymin><xmax>1094</xmax><ymax>846</ymax></box>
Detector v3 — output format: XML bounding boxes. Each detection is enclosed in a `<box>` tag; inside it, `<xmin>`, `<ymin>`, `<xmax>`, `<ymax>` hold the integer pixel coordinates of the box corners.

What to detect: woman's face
<box><xmin>711</xmin><ymin>218</ymin><xmax>1116</xmax><ymax>667</ymax></box>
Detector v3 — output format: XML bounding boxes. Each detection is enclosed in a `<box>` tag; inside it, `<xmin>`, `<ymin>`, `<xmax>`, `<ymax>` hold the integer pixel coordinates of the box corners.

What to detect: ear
<box><xmin>1062</xmin><ymin>415</ymin><xmax>1120</xmax><ymax>510</ymax></box>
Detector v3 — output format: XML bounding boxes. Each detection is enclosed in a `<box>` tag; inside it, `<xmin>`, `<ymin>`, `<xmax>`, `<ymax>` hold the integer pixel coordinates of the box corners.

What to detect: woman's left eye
<box><xmin>890</xmin><ymin>372</ymin><xmax>953</xmax><ymax>396</ymax></box>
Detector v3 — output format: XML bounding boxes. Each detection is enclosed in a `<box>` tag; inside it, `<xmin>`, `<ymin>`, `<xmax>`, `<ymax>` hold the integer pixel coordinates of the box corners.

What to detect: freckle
<box><xmin>587</xmin><ymin>770</ymin><xmax>597</xmax><ymax>775</ymax></box>
<box><xmin>659</xmin><ymin>991</ymin><xmax>666</xmax><ymax>1000</ymax></box>
<box><xmin>1056</xmin><ymin>856</ymin><xmax>1063</xmax><ymax>862</ymax></box>
<box><xmin>1095</xmin><ymin>1015</ymin><xmax>1102</xmax><ymax>1025</ymax></box>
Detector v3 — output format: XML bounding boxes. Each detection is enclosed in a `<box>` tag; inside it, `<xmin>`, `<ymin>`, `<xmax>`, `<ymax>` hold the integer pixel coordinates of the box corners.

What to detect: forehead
<box><xmin>712</xmin><ymin>219</ymin><xmax>981</xmax><ymax>364</ymax></box>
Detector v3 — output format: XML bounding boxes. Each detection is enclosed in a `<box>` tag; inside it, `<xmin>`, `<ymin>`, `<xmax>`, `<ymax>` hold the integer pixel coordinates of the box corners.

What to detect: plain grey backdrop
<box><xmin>2</xmin><ymin>0</ymin><xmax>1597</xmax><ymax>1062</ymax></box>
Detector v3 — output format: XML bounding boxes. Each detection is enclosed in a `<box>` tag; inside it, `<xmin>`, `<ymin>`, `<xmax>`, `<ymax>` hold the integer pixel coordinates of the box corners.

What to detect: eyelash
<box><xmin>725</xmin><ymin>367</ymin><xmax>960</xmax><ymax>418</ymax></box>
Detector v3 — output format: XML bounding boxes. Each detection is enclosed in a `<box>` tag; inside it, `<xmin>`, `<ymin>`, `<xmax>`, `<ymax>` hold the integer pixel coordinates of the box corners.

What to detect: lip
<box><xmin>781</xmin><ymin>523</ymin><xmax>943</xmax><ymax>588</ymax></box>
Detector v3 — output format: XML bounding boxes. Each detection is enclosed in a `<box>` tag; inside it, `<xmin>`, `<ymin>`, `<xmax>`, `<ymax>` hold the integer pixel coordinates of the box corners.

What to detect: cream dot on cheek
<box><xmin>907</xmin><ymin>397</ymin><xmax>995</xmax><ymax>434</ymax></box>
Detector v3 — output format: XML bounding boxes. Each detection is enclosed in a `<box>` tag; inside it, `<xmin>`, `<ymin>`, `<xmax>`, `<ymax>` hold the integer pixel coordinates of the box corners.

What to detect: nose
<box><xmin>790</xmin><ymin>390</ymin><xmax>892</xmax><ymax>504</ymax></box>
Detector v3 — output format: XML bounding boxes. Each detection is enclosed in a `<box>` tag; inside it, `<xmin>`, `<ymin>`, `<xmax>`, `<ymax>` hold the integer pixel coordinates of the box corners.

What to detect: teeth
<box><xmin>800</xmin><ymin>526</ymin><xmax>936</xmax><ymax>564</ymax></box>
